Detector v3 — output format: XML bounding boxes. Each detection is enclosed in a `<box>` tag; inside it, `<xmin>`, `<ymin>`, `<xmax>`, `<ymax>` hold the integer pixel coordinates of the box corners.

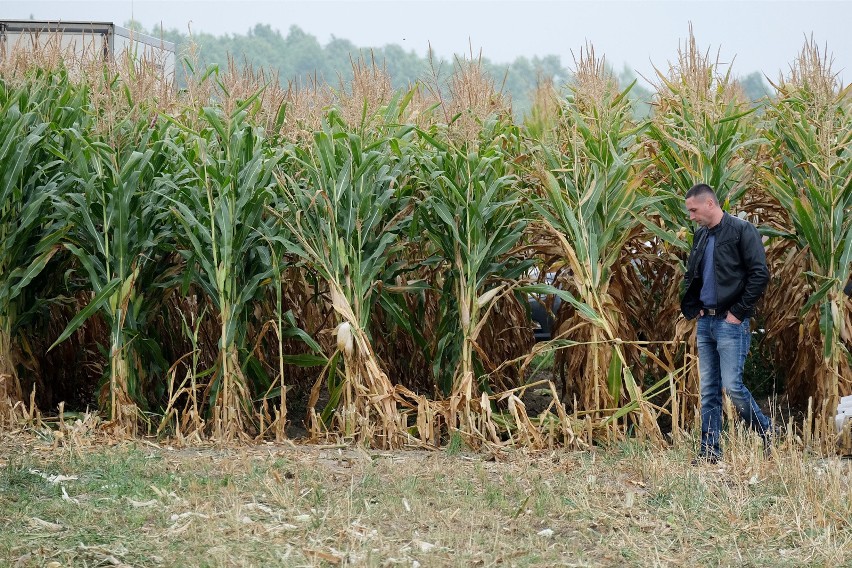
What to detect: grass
<box><xmin>1</xmin><ymin>431</ymin><xmax>850</xmax><ymax>567</ymax></box>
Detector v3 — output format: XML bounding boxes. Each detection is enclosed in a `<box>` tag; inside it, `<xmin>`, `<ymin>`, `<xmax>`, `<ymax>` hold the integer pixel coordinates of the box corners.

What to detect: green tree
<box><xmin>739</xmin><ymin>71</ymin><xmax>771</xmax><ymax>102</ymax></box>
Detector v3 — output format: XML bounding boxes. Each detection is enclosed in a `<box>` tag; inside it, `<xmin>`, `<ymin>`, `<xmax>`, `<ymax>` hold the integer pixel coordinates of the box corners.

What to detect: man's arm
<box><xmin>729</xmin><ymin>222</ymin><xmax>769</xmax><ymax>321</ymax></box>
<box><xmin>680</xmin><ymin>228</ymin><xmax>706</xmax><ymax>320</ymax></box>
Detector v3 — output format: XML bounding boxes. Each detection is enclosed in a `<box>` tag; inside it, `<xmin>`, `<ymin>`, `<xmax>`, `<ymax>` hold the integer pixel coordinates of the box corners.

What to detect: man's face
<box><xmin>685</xmin><ymin>195</ymin><xmax>717</xmax><ymax>227</ymax></box>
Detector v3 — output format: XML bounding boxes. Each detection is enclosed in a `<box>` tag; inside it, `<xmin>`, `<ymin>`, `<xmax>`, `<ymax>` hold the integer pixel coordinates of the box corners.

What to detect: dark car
<box><xmin>528</xmin><ymin>271</ymin><xmax>562</xmax><ymax>342</ymax></box>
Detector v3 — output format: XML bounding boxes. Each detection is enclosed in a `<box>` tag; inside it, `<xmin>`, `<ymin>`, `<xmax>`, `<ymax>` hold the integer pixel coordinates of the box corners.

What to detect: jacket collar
<box><xmin>708</xmin><ymin>211</ymin><xmax>729</xmax><ymax>233</ymax></box>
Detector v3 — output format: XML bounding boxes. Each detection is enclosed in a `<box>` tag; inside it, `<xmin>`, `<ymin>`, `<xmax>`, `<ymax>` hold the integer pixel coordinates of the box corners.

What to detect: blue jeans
<box><xmin>696</xmin><ymin>315</ymin><xmax>771</xmax><ymax>458</ymax></box>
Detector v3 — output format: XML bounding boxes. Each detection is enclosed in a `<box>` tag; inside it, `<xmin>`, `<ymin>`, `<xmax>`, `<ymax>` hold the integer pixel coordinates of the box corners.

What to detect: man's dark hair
<box><xmin>685</xmin><ymin>183</ymin><xmax>719</xmax><ymax>204</ymax></box>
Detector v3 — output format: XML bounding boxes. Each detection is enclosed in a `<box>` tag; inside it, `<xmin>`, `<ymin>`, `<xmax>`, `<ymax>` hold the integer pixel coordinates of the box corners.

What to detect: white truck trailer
<box><xmin>0</xmin><ymin>20</ymin><xmax>175</xmax><ymax>79</ymax></box>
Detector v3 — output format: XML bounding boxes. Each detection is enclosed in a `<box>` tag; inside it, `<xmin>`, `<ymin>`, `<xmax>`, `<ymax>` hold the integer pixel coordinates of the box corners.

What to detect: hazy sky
<box><xmin>4</xmin><ymin>1</ymin><xmax>850</xmax><ymax>82</ymax></box>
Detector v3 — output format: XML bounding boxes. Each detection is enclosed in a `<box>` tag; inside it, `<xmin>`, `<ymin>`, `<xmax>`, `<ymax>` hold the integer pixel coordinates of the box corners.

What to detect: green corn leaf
<box><xmin>49</xmin><ymin>277</ymin><xmax>122</xmax><ymax>351</ymax></box>
<box><xmin>607</xmin><ymin>349</ymin><xmax>623</xmax><ymax>402</ymax></box>
<box><xmin>819</xmin><ymin>302</ymin><xmax>835</xmax><ymax>360</ymax></box>
<box><xmin>799</xmin><ymin>278</ymin><xmax>837</xmax><ymax>316</ymax></box>
<box><xmin>281</xmin><ymin>354</ymin><xmax>328</xmax><ymax>367</ymax></box>
<box><xmin>517</xmin><ymin>284</ymin><xmax>602</xmax><ymax>325</ymax></box>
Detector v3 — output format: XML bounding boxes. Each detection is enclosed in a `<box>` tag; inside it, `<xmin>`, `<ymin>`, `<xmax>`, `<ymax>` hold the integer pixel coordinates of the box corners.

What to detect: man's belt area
<box><xmin>703</xmin><ymin>307</ymin><xmax>726</xmax><ymax>317</ymax></box>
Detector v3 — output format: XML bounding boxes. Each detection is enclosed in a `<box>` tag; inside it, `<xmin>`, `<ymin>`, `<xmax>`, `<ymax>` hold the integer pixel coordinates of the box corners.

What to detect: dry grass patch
<box><xmin>1</xmin><ymin>431</ymin><xmax>849</xmax><ymax>567</ymax></box>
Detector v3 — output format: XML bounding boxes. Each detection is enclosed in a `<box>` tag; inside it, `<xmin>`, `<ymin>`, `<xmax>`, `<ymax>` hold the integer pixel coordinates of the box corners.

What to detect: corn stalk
<box><xmin>761</xmin><ymin>40</ymin><xmax>852</xmax><ymax>414</ymax></box>
<box><xmin>414</xmin><ymin>116</ymin><xmax>531</xmax><ymax>441</ymax></box>
<box><xmin>532</xmin><ymin>49</ymin><xmax>661</xmax><ymax>440</ymax></box>
<box><xmin>164</xmin><ymin>92</ymin><xmax>282</xmax><ymax>441</ymax></box>
<box><xmin>276</xmin><ymin>105</ymin><xmax>413</xmax><ymax>448</ymax></box>
<box><xmin>49</xmin><ymin>121</ymin><xmax>171</xmax><ymax>432</ymax></box>
<box><xmin>0</xmin><ymin>71</ymin><xmax>79</xmax><ymax>426</ymax></box>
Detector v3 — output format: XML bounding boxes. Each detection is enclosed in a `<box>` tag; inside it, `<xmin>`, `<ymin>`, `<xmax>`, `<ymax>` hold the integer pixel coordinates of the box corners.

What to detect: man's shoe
<box><xmin>691</xmin><ymin>454</ymin><xmax>720</xmax><ymax>466</ymax></box>
<box><xmin>763</xmin><ymin>425</ymin><xmax>784</xmax><ymax>457</ymax></box>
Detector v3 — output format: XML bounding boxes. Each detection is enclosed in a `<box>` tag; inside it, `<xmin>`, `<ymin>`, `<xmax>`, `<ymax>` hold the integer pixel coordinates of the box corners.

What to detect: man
<box><xmin>681</xmin><ymin>183</ymin><xmax>774</xmax><ymax>464</ymax></box>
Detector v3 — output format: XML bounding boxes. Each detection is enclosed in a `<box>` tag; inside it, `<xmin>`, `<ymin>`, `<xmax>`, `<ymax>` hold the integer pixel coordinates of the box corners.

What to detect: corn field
<box><xmin>0</xmin><ymin>32</ymin><xmax>849</xmax><ymax>452</ymax></box>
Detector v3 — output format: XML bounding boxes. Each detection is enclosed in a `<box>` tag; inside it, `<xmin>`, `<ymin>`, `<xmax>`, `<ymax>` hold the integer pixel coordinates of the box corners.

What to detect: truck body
<box><xmin>0</xmin><ymin>20</ymin><xmax>175</xmax><ymax>79</ymax></box>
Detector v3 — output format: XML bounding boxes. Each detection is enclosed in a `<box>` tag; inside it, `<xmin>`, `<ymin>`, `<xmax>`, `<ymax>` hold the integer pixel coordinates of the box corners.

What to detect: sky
<box><xmin>3</xmin><ymin>0</ymin><xmax>850</xmax><ymax>82</ymax></box>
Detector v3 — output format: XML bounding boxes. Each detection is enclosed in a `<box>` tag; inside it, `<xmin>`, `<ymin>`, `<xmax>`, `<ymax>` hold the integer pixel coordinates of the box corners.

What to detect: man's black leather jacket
<box><xmin>680</xmin><ymin>212</ymin><xmax>769</xmax><ymax>321</ymax></box>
